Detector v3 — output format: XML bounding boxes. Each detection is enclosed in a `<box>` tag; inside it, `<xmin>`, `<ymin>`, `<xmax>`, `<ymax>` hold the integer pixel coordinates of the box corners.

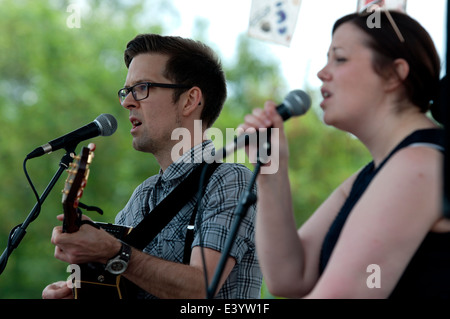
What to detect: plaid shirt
<box><xmin>115</xmin><ymin>140</ymin><xmax>262</xmax><ymax>299</ymax></box>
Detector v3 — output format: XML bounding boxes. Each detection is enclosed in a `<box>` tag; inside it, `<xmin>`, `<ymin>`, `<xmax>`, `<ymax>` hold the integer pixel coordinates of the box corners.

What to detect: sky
<box><xmin>168</xmin><ymin>0</ymin><xmax>447</xmax><ymax>91</ymax></box>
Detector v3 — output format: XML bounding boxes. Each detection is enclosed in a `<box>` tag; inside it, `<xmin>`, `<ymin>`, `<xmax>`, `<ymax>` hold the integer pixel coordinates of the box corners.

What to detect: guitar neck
<box><xmin>62</xmin><ymin>145</ymin><xmax>95</xmax><ymax>233</ymax></box>
<box><xmin>63</xmin><ymin>206</ymin><xmax>80</xmax><ymax>233</ymax></box>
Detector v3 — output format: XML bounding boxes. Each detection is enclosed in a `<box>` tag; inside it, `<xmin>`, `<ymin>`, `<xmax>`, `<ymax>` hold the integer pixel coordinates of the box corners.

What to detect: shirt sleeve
<box><xmin>191</xmin><ymin>163</ymin><xmax>257</xmax><ymax>264</ymax></box>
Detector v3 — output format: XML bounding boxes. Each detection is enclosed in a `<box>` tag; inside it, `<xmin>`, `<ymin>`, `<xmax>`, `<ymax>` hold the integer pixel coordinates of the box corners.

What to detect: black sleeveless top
<box><xmin>319</xmin><ymin>129</ymin><xmax>450</xmax><ymax>299</ymax></box>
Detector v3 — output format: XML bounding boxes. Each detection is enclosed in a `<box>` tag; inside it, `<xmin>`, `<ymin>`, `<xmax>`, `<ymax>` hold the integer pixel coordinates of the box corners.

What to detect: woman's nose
<box><xmin>317</xmin><ymin>65</ymin><xmax>331</xmax><ymax>82</ymax></box>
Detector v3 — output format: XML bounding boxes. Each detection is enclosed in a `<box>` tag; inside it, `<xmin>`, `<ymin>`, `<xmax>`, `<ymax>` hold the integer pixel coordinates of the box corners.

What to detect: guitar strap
<box><xmin>122</xmin><ymin>162</ymin><xmax>221</xmax><ymax>264</ymax></box>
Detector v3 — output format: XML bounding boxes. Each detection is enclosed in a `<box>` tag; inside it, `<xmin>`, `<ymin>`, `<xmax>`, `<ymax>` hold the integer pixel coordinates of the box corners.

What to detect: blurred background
<box><xmin>0</xmin><ymin>0</ymin><xmax>445</xmax><ymax>298</ymax></box>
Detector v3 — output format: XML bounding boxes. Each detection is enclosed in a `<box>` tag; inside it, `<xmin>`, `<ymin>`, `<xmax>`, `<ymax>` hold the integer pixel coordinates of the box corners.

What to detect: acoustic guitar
<box><xmin>62</xmin><ymin>144</ymin><xmax>135</xmax><ymax>299</ymax></box>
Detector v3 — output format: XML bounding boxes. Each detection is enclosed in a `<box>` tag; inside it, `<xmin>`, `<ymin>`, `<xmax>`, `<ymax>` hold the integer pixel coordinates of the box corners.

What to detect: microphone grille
<box><xmin>284</xmin><ymin>90</ymin><xmax>311</xmax><ymax>117</ymax></box>
<box><xmin>95</xmin><ymin>113</ymin><xmax>118</xmax><ymax>136</ymax></box>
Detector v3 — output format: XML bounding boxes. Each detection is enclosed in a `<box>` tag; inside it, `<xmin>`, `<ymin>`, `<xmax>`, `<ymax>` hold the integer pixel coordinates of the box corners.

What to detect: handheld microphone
<box><xmin>26</xmin><ymin>113</ymin><xmax>118</xmax><ymax>159</ymax></box>
<box><xmin>213</xmin><ymin>90</ymin><xmax>311</xmax><ymax>162</ymax></box>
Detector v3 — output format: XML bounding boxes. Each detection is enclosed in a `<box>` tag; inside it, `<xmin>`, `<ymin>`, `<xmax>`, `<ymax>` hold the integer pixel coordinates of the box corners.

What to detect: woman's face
<box><xmin>317</xmin><ymin>22</ymin><xmax>390</xmax><ymax>134</ymax></box>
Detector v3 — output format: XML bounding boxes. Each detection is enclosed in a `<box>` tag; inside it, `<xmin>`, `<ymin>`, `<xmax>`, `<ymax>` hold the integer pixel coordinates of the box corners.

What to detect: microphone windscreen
<box><xmin>95</xmin><ymin>114</ymin><xmax>118</xmax><ymax>136</ymax></box>
<box><xmin>284</xmin><ymin>90</ymin><xmax>311</xmax><ymax>117</ymax></box>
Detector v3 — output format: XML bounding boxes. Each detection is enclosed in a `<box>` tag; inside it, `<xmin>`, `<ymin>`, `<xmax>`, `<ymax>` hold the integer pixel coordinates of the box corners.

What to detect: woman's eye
<box><xmin>335</xmin><ymin>57</ymin><xmax>347</xmax><ymax>63</ymax></box>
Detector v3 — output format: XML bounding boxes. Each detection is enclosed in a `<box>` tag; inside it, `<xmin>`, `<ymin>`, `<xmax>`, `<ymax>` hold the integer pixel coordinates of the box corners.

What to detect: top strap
<box><xmin>376</xmin><ymin>128</ymin><xmax>445</xmax><ymax>174</ymax></box>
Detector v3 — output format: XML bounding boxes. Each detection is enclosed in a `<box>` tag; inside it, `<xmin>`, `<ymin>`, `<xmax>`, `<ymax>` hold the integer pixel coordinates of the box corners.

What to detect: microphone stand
<box><xmin>0</xmin><ymin>148</ymin><xmax>75</xmax><ymax>275</ymax></box>
<box><xmin>206</xmin><ymin>129</ymin><xmax>271</xmax><ymax>299</ymax></box>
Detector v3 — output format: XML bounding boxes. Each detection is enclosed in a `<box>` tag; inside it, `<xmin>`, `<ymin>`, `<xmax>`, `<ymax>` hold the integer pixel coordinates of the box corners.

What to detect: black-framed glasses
<box><xmin>118</xmin><ymin>82</ymin><xmax>191</xmax><ymax>105</ymax></box>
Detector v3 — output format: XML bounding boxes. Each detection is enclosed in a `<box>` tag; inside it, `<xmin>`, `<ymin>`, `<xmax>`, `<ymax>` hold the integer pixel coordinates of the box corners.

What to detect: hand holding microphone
<box><xmin>215</xmin><ymin>90</ymin><xmax>311</xmax><ymax>164</ymax></box>
<box><xmin>239</xmin><ymin>101</ymin><xmax>290</xmax><ymax>166</ymax></box>
<box><xmin>241</xmin><ymin>90</ymin><xmax>311</xmax><ymax>130</ymax></box>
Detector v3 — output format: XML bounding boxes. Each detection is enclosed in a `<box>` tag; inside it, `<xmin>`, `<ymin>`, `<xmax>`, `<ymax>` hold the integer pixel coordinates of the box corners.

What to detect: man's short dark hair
<box><xmin>124</xmin><ymin>34</ymin><xmax>227</xmax><ymax>128</ymax></box>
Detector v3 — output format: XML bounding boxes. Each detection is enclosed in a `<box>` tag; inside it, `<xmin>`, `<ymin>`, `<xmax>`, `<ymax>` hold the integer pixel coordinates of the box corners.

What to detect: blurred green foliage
<box><xmin>0</xmin><ymin>0</ymin><xmax>370</xmax><ymax>298</ymax></box>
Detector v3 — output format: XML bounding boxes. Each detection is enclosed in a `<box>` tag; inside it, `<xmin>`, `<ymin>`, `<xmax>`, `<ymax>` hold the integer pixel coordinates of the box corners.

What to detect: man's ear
<box><xmin>385</xmin><ymin>58</ymin><xmax>410</xmax><ymax>91</ymax></box>
<box><xmin>181</xmin><ymin>86</ymin><xmax>203</xmax><ymax>117</ymax></box>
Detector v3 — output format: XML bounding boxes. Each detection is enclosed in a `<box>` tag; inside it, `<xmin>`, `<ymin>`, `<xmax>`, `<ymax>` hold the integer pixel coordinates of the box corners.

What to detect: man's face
<box><xmin>121</xmin><ymin>53</ymin><xmax>183</xmax><ymax>155</ymax></box>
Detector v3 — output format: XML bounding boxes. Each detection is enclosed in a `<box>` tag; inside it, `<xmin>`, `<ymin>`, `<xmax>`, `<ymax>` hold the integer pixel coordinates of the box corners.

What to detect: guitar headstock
<box><xmin>62</xmin><ymin>143</ymin><xmax>95</xmax><ymax>233</ymax></box>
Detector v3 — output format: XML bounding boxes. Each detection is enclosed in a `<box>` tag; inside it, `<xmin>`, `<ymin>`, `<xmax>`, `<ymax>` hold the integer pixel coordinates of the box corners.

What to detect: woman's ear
<box><xmin>182</xmin><ymin>86</ymin><xmax>203</xmax><ymax>117</ymax></box>
<box><xmin>394</xmin><ymin>58</ymin><xmax>410</xmax><ymax>82</ymax></box>
<box><xmin>386</xmin><ymin>58</ymin><xmax>410</xmax><ymax>91</ymax></box>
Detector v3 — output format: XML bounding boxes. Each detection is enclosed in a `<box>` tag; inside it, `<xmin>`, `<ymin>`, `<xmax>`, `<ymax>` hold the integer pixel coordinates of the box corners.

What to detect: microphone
<box><xmin>26</xmin><ymin>113</ymin><xmax>118</xmax><ymax>159</ymax></box>
<box><xmin>214</xmin><ymin>90</ymin><xmax>311</xmax><ymax>162</ymax></box>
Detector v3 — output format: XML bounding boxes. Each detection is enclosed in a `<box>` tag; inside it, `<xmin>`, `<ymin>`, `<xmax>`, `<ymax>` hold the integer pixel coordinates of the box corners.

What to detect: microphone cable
<box><xmin>23</xmin><ymin>157</ymin><xmax>43</xmax><ymax>223</ymax></box>
<box><xmin>0</xmin><ymin>157</ymin><xmax>42</xmax><ymax>275</ymax></box>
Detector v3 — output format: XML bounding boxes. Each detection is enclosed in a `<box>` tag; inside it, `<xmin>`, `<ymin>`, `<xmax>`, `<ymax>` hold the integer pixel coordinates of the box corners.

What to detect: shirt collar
<box><xmin>160</xmin><ymin>140</ymin><xmax>215</xmax><ymax>182</ymax></box>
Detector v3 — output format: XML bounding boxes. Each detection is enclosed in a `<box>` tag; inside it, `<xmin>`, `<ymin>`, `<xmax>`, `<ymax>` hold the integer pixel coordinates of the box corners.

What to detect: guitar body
<box><xmin>62</xmin><ymin>144</ymin><xmax>138</xmax><ymax>299</ymax></box>
<box><xmin>72</xmin><ymin>263</ymin><xmax>129</xmax><ymax>299</ymax></box>
<box><xmin>72</xmin><ymin>223</ymin><xmax>137</xmax><ymax>299</ymax></box>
